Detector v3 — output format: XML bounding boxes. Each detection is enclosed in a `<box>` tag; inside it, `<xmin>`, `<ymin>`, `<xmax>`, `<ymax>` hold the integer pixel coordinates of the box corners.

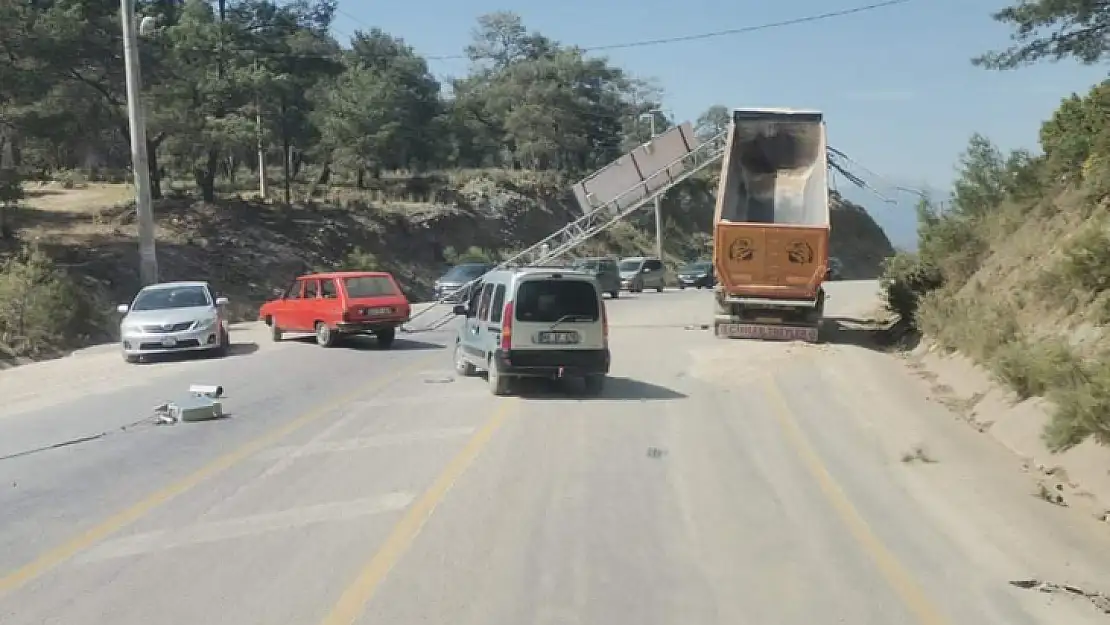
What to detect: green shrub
<box><xmin>918</xmin><ymin>292</ymin><xmax>1020</xmax><ymax>362</ymax></box>
<box><xmin>879</xmin><ymin>252</ymin><xmax>944</xmax><ymax>325</ymax></box>
<box><xmin>0</xmin><ymin>245</ymin><xmax>109</xmax><ymax>357</ymax></box>
<box><xmin>1056</xmin><ymin>222</ymin><xmax>1110</xmax><ymax>293</ymax></box>
<box><xmin>1045</xmin><ymin>357</ymin><xmax>1110</xmax><ymax>451</ymax></box>
<box><xmin>443</xmin><ymin>245</ymin><xmax>496</xmax><ymax>264</ymax></box>
<box><xmin>338</xmin><ymin>247</ymin><xmax>379</xmax><ymax>270</ymax></box>
<box><xmin>990</xmin><ymin>337</ymin><xmax>1081</xmax><ymax>399</ymax></box>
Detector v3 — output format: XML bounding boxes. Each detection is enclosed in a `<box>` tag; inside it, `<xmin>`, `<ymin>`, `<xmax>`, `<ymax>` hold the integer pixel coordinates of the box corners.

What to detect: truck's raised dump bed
<box><xmin>712</xmin><ymin>108</ymin><xmax>830</xmax><ymax>342</ymax></box>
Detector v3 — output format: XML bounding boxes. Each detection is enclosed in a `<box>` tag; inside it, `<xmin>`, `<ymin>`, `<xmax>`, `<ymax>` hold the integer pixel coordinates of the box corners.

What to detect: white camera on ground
<box><xmin>189</xmin><ymin>384</ymin><xmax>224</xmax><ymax>398</ymax></box>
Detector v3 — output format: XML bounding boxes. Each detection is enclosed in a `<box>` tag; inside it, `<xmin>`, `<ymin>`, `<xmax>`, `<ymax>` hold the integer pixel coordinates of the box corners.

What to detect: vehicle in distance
<box><xmin>676</xmin><ymin>260</ymin><xmax>715</xmax><ymax>289</ymax></box>
<box><xmin>452</xmin><ymin>267</ymin><xmax>610</xmax><ymax>396</ymax></box>
<box><xmin>570</xmin><ymin>256</ymin><xmax>621</xmax><ymax>298</ymax></box>
<box><xmin>618</xmin><ymin>256</ymin><xmax>666</xmax><ymax>293</ymax></box>
<box><xmin>826</xmin><ymin>256</ymin><xmax>842</xmax><ymax>281</ymax></box>
<box><xmin>259</xmin><ymin>271</ymin><xmax>411</xmax><ymax>348</ymax></box>
<box><xmin>117</xmin><ymin>281</ymin><xmax>230</xmax><ymax>363</ymax></box>
<box><xmin>433</xmin><ymin>262</ymin><xmax>493</xmax><ymax>302</ymax></box>
<box><xmin>712</xmin><ymin>108</ymin><xmax>830</xmax><ymax>343</ymax></box>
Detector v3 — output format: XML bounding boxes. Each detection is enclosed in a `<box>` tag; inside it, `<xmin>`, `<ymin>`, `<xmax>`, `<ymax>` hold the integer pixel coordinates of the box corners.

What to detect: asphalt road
<box><xmin>2</xmin><ymin>281</ymin><xmax>1110</xmax><ymax>624</ymax></box>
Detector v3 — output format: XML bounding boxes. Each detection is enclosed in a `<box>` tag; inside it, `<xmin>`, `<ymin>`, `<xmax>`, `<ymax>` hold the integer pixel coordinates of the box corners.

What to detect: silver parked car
<box><xmin>618</xmin><ymin>256</ymin><xmax>666</xmax><ymax>293</ymax></box>
<box><xmin>117</xmin><ymin>281</ymin><xmax>230</xmax><ymax>363</ymax></box>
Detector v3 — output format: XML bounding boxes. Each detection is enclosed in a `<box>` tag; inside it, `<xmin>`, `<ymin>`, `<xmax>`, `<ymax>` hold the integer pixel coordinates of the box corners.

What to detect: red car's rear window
<box><xmin>342</xmin><ymin>275</ymin><xmax>398</xmax><ymax>298</ymax></box>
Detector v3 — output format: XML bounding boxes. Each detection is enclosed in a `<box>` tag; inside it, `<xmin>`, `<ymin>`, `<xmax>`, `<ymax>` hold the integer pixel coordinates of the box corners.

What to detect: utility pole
<box><xmin>257</xmin><ymin>115</ymin><xmax>267</xmax><ymax>198</ymax></box>
<box><xmin>644</xmin><ymin>111</ymin><xmax>664</xmax><ymax>261</ymax></box>
<box><xmin>255</xmin><ymin>61</ymin><xmax>267</xmax><ymax>199</ymax></box>
<box><xmin>120</xmin><ymin>0</ymin><xmax>158</xmax><ymax>285</ymax></box>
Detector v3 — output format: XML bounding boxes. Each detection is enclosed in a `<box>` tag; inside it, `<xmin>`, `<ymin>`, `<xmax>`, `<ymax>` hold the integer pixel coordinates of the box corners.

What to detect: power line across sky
<box><xmin>16</xmin><ymin>0</ymin><xmax>911</xmax><ymax>63</ymax></box>
<box><xmin>338</xmin><ymin>0</ymin><xmax>915</xmax><ymax>61</ymax></box>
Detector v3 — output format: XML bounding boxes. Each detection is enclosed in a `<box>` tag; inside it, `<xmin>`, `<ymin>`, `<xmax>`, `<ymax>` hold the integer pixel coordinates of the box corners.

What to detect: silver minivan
<box><xmin>452</xmin><ymin>268</ymin><xmax>610</xmax><ymax>396</ymax></box>
<box><xmin>618</xmin><ymin>256</ymin><xmax>666</xmax><ymax>292</ymax></box>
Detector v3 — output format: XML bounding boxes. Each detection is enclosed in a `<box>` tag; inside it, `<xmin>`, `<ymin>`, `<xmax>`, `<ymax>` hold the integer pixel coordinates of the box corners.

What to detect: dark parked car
<box><xmin>571</xmin><ymin>256</ymin><xmax>621</xmax><ymax>298</ymax></box>
<box><xmin>677</xmin><ymin>260</ymin><xmax>715</xmax><ymax>289</ymax></box>
<box><xmin>434</xmin><ymin>263</ymin><xmax>493</xmax><ymax>302</ymax></box>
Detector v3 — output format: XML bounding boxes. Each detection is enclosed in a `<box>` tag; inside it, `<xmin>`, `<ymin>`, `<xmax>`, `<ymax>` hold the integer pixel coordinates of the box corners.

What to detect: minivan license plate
<box><xmin>538</xmin><ymin>331</ymin><xmax>579</xmax><ymax>344</ymax></box>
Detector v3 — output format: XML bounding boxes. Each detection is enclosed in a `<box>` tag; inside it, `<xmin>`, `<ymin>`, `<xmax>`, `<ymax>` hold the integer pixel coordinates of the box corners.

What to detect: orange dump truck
<box><xmin>712</xmin><ymin>108</ymin><xmax>829</xmax><ymax>343</ymax></box>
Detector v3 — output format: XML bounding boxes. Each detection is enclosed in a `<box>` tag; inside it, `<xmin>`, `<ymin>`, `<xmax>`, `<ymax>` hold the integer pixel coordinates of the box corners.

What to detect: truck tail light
<box><xmin>500</xmin><ymin>301</ymin><xmax>513</xmax><ymax>350</ymax></box>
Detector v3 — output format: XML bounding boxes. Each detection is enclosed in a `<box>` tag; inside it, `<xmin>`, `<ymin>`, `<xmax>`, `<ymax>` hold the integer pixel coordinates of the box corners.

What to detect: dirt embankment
<box><xmin>14</xmin><ymin>176</ymin><xmax>578</xmax><ymax>320</ymax></box>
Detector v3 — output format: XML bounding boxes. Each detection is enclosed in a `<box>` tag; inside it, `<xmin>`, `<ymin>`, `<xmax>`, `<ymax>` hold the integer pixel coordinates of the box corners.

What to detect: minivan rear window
<box><xmin>343</xmin><ymin>276</ymin><xmax>397</xmax><ymax>298</ymax></box>
<box><xmin>514</xmin><ymin>279</ymin><xmax>599</xmax><ymax>323</ymax></box>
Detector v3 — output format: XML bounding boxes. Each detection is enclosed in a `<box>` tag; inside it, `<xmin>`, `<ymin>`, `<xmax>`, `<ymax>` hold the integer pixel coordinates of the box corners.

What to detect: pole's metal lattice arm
<box><xmin>402</xmin><ymin>128</ymin><xmax>730</xmax><ymax>332</ymax></box>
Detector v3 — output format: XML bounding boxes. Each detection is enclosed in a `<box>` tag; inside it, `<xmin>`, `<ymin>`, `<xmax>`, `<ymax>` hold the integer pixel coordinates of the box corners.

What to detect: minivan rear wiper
<box><xmin>549</xmin><ymin>314</ymin><xmax>593</xmax><ymax>330</ymax></box>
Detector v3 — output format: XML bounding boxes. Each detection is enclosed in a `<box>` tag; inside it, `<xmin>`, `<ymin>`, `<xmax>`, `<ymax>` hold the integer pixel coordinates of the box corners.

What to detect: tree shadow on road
<box><xmin>820</xmin><ymin>317</ymin><xmax>920</xmax><ymax>352</ymax></box>
<box><xmin>509</xmin><ymin>375</ymin><xmax>687</xmax><ymax>401</ymax></box>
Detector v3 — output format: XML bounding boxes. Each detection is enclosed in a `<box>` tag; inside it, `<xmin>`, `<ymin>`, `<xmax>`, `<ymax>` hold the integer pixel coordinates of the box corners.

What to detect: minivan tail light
<box><xmin>602</xmin><ymin>302</ymin><xmax>608</xmax><ymax>344</ymax></box>
<box><xmin>500</xmin><ymin>301</ymin><xmax>513</xmax><ymax>350</ymax></box>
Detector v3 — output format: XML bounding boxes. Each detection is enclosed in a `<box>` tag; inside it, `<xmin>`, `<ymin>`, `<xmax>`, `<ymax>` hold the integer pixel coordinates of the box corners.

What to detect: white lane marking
<box><xmin>255</xmin><ymin>427</ymin><xmax>478</xmax><ymax>462</ymax></box>
<box><xmin>250</xmin><ymin>405</ymin><xmax>362</xmax><ymax>483</ymax></box>
<box><xmin>76</xmin><ymin>492</ymin><xmax>415</xmax><ymax>563</ymax></box>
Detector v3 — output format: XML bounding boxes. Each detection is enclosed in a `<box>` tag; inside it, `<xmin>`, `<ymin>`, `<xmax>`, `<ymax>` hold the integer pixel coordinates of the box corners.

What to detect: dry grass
<box><xmin>913</xmin><ymin>192</ymin><xmax>1110</xmax><ymax>452</ymax></box>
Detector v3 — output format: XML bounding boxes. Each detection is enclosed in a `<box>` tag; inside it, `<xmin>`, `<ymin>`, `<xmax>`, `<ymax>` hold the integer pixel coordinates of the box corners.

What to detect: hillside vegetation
<box><xmin>0</xmin><ymin>2</ymin><xmax>893</xmax><ymax>366</ymax></box>
<box><xmin>881</xmin><ymin>0</ymin><xmax>1110</xmax><ymax>451</ymax></box>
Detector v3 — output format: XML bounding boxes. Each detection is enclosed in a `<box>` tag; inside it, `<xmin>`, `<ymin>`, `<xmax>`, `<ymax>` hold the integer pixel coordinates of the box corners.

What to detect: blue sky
<box><xmin>331</xmin><ymin>0</ymin><xmax>1107</xmax><ymax>249</ymax></box>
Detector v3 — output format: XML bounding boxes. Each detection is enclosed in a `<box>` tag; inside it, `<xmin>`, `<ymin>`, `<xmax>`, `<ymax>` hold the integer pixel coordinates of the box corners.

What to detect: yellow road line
<box><xmin>319</xmin><ymin>399</ymin><xmax>516</xmax><ymax>625</ymax></box>
<box><xmin>762</xmin><ymin>377</ymin><xmax>952</xmax><ymax>625</ymax></box>
<box><xmin>0</xmin><ymin>353</ymin><xmax>441</xmax><ymax>597</ymax></box>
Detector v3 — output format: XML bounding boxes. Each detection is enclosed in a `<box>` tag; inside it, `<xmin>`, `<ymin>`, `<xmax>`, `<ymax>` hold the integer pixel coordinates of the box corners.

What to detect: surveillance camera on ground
<box><xmin>189</xmin><ymin>384</ymin><xmax>223</xmax><ymax>398</ymax></box>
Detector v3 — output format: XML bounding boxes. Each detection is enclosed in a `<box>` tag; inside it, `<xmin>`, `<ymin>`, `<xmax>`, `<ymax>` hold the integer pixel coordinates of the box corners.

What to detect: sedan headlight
<box><xmin>121</xmin><ymin>322</ymin><xmax>143</xmax><ymax>334</ymax></box>
<box><xmin>194</xmin><ymin>317</ymin><xmax>216</xmax><ymax>330</ymax></box>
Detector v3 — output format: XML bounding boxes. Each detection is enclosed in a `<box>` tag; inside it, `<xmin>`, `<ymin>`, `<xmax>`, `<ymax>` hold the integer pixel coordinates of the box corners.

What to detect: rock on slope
<box><xmin>829</xmin><ymin>190</ymin><xmax>895</xmax><ymax>280</ymax></box>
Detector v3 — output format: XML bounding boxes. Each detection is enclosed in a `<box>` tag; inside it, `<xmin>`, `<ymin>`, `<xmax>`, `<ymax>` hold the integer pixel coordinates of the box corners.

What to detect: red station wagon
<box><xmin>259</xmin><ymin>271</ymin><xmax>411</xmax><ymax>348</ymax></box>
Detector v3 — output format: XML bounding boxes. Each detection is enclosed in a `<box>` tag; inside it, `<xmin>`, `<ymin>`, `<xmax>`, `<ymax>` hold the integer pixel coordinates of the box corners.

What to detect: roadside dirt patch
<box><xmin>904</xmin><ymin>341</ymin><xmax>1110</xmax><ymax>525</ymax></box>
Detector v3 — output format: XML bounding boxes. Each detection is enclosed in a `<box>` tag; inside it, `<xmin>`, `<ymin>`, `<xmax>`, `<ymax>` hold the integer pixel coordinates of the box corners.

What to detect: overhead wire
<box><xmin>564</xmin><ymin>0</ymin><xmax>913</xmax><ymax>54</ymax></box>
<box><xmin>10</xmin><ymin>0</ymin><xmax>914</xmax><ymax>62</ymax></box>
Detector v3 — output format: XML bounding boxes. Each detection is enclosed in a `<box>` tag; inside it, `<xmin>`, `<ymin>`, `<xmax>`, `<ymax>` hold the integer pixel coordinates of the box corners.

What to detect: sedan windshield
<box><xmin>618</xmin><ymin>261</ymin><xmax>641</xmax><ymax>272</ymax></box>
<box><xmin>442</xmin><ymin>264</ymin><xmax>489</xmax><ymax>282</ymax></box>
<box><xmin>681</xmin><ymin>262</ymin><xmax>711</xmax><ymax>273</ymax></box>
<box><xmin>343</xmin><ymin>276</ymin><xmax>397</xmax><ymax>298</ymax></box>
<box><xmin>131</xmin><ymin>286</ymin><xmax>210</xmax><ymax>311</ymax></box>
